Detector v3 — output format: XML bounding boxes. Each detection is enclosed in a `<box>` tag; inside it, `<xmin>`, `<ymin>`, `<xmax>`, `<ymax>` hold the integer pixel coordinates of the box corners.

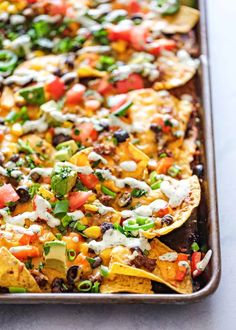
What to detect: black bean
<box><xmin>34</xmin><ymin>275</ymin><xmax>48</xmax><ymax>289</ymax></box>
<box><xmin>64</xmin><ymin>54</ymin><xmax>75</xmax><ymax>69</ymax></box>
<box><xmin>66</xmin><ymin>265</ymin><xmax>81</xmax><ymax>285</ymax></box>
<box><xmin>0</xmin><ymin>286</ymin><xmax>9</xmax><ymax>293</ymax></box>
<box><xmin>113</xmin><ymin>129</ymin><xmax>129</xmax><ymax>143</ymax></box>
<box><xmin>10</xmin><ymin>154</ymin><xmax>20</xmax><ymax>162</ymax></box>
<box><xmin>52</xmin><ymin>134</ymin><xmax>71</xmax><ymax>147</ymax></box>
<box><xmin>193</xmin><ymin>164</ymin><xmax>204</xmax><ymax>178</ymax></box>
<box><xmin>51</xmin><ymin>278</ymin><xmax>68</xmax><ymax>293</ymax></box>
<box><xmin>16</xmin><ymin>186</ymin><xmax>30</xmax><ymax>203</ymax></box>
<box><xmin>161</xmin><ymin>214</ymin><xmax>174</xmax><ymax>226</ymax></box>
<box><xmin>61</xmin><ymin>72</ymin><xmax>77</xmax><ymax>85</ymax></box>
<box><xmin>150</xmin><ymin>123</ymin><xmax>162</xmax><ymax>133</ymax></box>
<box><xmin>30</xmin><ymin>172</ymin><xmax>41</xmax><ymax>182</ymax></box>
<box><xmin>101</xmin><ymin>222</ymin><xmax>114</xmax><ymax>234</ymax></box>
<box><xmin>52</xmin><ymin>68</ymin><xmax>63</xmax><ymax>77</ymax></box>
<box><xmin>0</xmin><ymin>117</ymin><xmax>5</xmax><ymax>125</ymax></box>
<box><xmin>117</xmin><ymin>192</ymin><xmax>132</xmax><ymax>207</ymax></box>
<box><xmin>91</xmin><ymin>257</ymin><xmax>102</xmax><ymax>269</ymax></box>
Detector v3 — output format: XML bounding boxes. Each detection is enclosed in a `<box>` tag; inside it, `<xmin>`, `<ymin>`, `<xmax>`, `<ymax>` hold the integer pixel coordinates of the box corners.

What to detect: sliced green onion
<box><xmin>113</xmin><ymin>101</ymin><xmax>133</xmax><ymax>117</ymax></box>
<box><xmin>131</xmin><ymin>189</ymin><xmax>146</xmax><ymax>198</ymax></box>
<box><xmin>100</xmin><ymin>265</ymin><xmax>109</xmax><ymax>277</ymax></box>
<box><xmin>191</xmin><ymin>242</ymin><xmax>200</xmax><ymax>252</ymax></box>
<box><xmin>86</xmin><ymin>257</ymin><xmax>96</xmax><ymax>265</ymax></box>
<box><xmin>9</xmin><ymin>287</ymin><xmax>27</xmax><ymax>293</ymax></box>
<box><xmin>77</xmin><ymin>280</ymin><xmax>92</xmax><ymax>292</ymax></box>
<box><xmin>61</xmin><ymin>215</ymin><xmax>73</xmax><ymax>227</ymax></box>
<box><xmin>91</xmin><ymin>281</ymin><xmax>100</xmax><ymax>293</ymax></box>
<box><xmin>151</xmin><ymin>180</ymin><xmax>162</xmax><ymax>190</ymax></box>
<box><xmin>123</xmin><ymin>218</ymin><xmax>155</xmax><ymax>231</ymax></box>
<box><xmin>101</xmin><ymin>185</ymin><xmax>117</xmax><ymax>198</ymax></box>
<box><xmin>0</xmin><ymin>50</ymin><xmax>18</xmax><ymax>73</ymax></box>
<box><xmin>150</xmin><ymin>171</ymin><xmax>158</xmax><ymax>184</ymax></box>
<box><xmin>55</xmin><ymin>233</ymin><xmax>62</xmax><ymax>240</ymax></box>
<box><xmin>167</xmin><ymin>165</ymin><xmax>180</xmax><ymax>177</ymax></box>
<box><xmin>67</xmin><ymin>249</ymin><xmax>76</xmax><ymax>261</ymax></box>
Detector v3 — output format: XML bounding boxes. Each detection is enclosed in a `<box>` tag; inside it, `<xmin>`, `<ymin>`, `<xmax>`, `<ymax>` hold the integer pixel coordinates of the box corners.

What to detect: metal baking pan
<box><xmin>0</xmin><ymin>0</ymin><xmax>221</xmax><ymax>304</ymax></box>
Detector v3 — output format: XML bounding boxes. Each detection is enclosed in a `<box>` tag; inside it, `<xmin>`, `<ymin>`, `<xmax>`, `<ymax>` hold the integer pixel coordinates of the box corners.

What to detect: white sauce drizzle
<box><xmin>88</xmin><ymin>151</ymin><xmax>107</xmax><ymax>165</ymax></box>
<box><xmin>159</xmin><ymin>252</ymin><xmax>178</xmax><ymax>262</ymax></box>
<box><xmin>160</xmin><ymin>179</ymin><xmax>190</xmax><ymax>208</ymax></box>
<box><xmin>120</xmin><ymin>161</ymin><xmax>137</xmax><ymax>172</ymax></box>
<box><xmin>88</xmin><ymin>229</ymin><xmax>151</xmax><ymax>253</ymax></box>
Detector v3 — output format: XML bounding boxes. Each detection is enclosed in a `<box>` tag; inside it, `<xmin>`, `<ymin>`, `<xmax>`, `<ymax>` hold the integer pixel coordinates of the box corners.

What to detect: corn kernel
<box><xmin>11</xmin><ymin>123</ymin><xmax>23</xmax><ymax>137</ymax></box>
<box><xmin>83</xmin><ymin>226</ymin><xmax>101</xmax><ymax>239</ymax></box>
<box><xmin>38</xmin><ymin>186</ymin><xmax>54</xmax><ymax>201</ymax></box>
<box><xmin>80</xmin><ymin>217</ymin><xmax>88</xmax><ymax>225</ymax></box>
<box><xmin>87</xmin><ymin>194</ymin><xmax>96</xmax><ymax>202</ymax></box>
<box><xmin>45</xmin><ymin>132</ymin><xmax>52</xmax><ymax>144</ymax></box>
<box><xmin>111</xmin><ymin>41</ymin><xmax>127</xmax><ymax>53</ymax></box>
<box><xmin>84</xmin><ymin>204</ymin><xmax>98</xmax><ymax>212</ymax></box>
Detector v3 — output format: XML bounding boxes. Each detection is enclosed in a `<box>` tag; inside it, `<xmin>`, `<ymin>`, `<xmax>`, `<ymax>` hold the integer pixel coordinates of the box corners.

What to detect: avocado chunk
<box><xmin>51</xmin><ymin>164</ymin><xmax>77</xmax><ymax>196</ymax></box>
<box><xmin>19</xmin><ymin>85</ymin><xmax>45</xmax><ymax>105</ymax></box>
<box><xmin>44</xmin><ymin>240</ymin><xmax>67</xmax><ymax>273</ymax></box>
<box><xmin>55</xmin><ymin>140</ymin><xmax>78</xmax><ymax>161</ymax></box>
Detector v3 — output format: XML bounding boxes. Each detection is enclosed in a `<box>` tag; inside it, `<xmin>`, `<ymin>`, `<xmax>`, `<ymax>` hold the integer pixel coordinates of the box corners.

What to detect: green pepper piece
<box><xmin>9</xmin><ymin>287</ymin><xmax>27</xmax><ymax>293</ymax></box>
<box><xmin>113</xmin><ymin>101</ymin><xmax>133</xmax><ymax>117</ymax></box>
<box><xmin>156</xmin><ymin>0</ymin><xmax>180</xmax><ymax>16</ymax></box>
<box><xmin>101</xmin><ymin>185</ymin><xmax>117</xmax><ymax>198</ymax></box>
<box><xmin>123</xmin><ymin>218</ymin><xmax>155</xmax><ymax>231</ymax></box>
<box><xmin>19</xmin><ymin>85</ymin><xmax>46</xmax><ymax>105</ymax></box>
<box><xmin>0</xmin><ymin>50</ymin><xmax>18</xmax><ymax>73</ymax></box>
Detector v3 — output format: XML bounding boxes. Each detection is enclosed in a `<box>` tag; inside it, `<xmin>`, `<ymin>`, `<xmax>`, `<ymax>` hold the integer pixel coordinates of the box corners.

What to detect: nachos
<box><xmin>0</xmin><ymin>0</ymin><xmax>211</xmax><ymax>295</ymax></box>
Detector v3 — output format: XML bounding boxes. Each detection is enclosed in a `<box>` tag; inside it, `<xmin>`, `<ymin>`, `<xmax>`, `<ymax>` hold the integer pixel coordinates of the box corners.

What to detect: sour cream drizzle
<box><xmin>88</xmin><ymin>229</ymin><xmax>151</xmax><ymax>253</ymax></box>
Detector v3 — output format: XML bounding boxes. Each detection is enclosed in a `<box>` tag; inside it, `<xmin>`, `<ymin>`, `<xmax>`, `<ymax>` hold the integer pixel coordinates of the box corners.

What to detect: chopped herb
<box><xmin>101</xmin><ymin>185</ymin><xmax>116</xmax><ymax>198</ymax></box>
<box><xmin>95</xmin><ymin>170</ymin><xmax>105</xmax><ymax>182</ymax></box>
<box><xmin>75</xmin><ymin>180</ymin><xmax>88</xmax><ymax>192</ymax></box>
<box><xmin>61</xmin><ymin>214</ymin><xmax>73</xmax><ymax>227</ymax></box>
<box><xmin>5</xmin><ymin>106</ymin><xmax>29</xmax><ymax>124</ymax></box>
<box><xmin>92</xmin><ymin>27</ymin><xmax>109</xmax><ymax>45</ymax></box>
<box><xmin>55</xmin><ymin>233</ymin><xmax>63</xmax><ymax>240</ymax></box>
<box><xmin>38</xmin><ymin>262</ymin><xmax>45</xmax><ymax>271</ymax></box>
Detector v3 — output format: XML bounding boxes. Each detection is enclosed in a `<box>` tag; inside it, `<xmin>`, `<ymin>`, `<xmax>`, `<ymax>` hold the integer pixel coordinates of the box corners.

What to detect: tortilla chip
<box><xmin>100</xmin><ymin>274</ymin><xmax>153</xmax><ymax>294</ymax></box>
<box><xmin>0</xmin><ymin>247</ymin><xmax>41</xmax><ymax>293</ymax></box>
<box><xmin>161</xmin><ymin>6</ymin><xmax>200</xmax><ymax>34</ymax></box>
<box><xmin>128</xmin><ymin>89</ymin><xmax>193</xmax><ymax>156</ymax></box>
<box><xmin>109</xmin><ymin>239</ymin><xmax>192</xmax><ymax>294</ymax></box>
<box><xmin>153</xmin><ymin>52</ymin><xmax>199</xmax><ymax>90</ymax></box>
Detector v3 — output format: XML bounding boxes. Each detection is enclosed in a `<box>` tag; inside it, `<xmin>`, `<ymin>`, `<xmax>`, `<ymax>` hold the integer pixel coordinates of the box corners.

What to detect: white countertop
<box><xmin>0</xmin><ymin>1</ymin><xmax>234</xmax><ymax>329</ymax></box>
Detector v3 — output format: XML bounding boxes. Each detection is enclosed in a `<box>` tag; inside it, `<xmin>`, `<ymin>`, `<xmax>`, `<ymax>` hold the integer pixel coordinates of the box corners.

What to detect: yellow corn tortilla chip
<box><xmin>109</xmin><ymin>239</ymin><xmax>192</xmax><ymax>294</ymax></box>
<box><xmin>100</xmin><ymin>274</ymin><xmax>153</xmax><ymax>294</ymax></box>
<box><xmin>0</xmin><ymin>247</ymin><xmax>41</xmax><ymax>293</ymax></box>
<box><xmin>161</xmin><ymin>6</ymin><xmax>200</xmax><ymax>34</ymax></box>
<box><xmin>141</xmin><ymin>175</ymin><xmax>200</xmax><ymax>237</ymax></box>
<box><xmin>128</xmin><ymin>89</ymin><xmax>193</xmax><ymax>156</ymax></box>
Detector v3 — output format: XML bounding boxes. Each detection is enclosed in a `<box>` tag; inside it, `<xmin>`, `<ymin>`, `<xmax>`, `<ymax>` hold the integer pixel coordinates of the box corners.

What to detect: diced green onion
<box><xmin>55</xmin><ymin>233</ymin><xmax>63</xmax><ymax>240</ymax></box>
<box><xmin>77</xmin><ymin>280</ymin><xmax>92</xmax><ymax>292</ymax></box>
<box><xmin>150</xmin><ymin>171</ymin><xmax>158</xmax><ymax>184</ymax></box>
<box><xmin>9</xmin><ymin>287</ymin><xmax>27</xmax><ymax>293</ymax></box>
<box><xmin>123</xmin><ymin>218</ymin><xmax>155</xmax><ymax>231</ymax></box>
<box><xmin>0</xmin><ymin>50</ymin><xmax>18</xmax><ymax>73</ymax></box>
<box><xmin>67</xmin><ymin>249</ymin><xmax>77</xmax><ymax>261</ymax></box>
<box><xmin>101</xmin><ymin>185</ymin><xmax>117</xmax><ymax>198</ymax></box>
<box><xmin>151</xmin><ymin>180</ymin><xmax>162</xmax><ymax>190</ymax></box>
<box><xmin>113</xmin><ymin>101</ymin><xmax>133</xmax><ymax>117</ymax></box>
<box><xmin>61</xmin><ymin>215</ymin><xmax>73</xmax><ymax>227</ymax></box>
<box><xmin>191</xmin><ymin>242</ymin><xmax>200</xmax><ymax>252</ymax></box>
<box><xmin>131</xmin><ymin>189</ymin><xmax>146</xmax><ymax>198</ymax></box>
<box><xmin>167</xmin><ymin>165</ymin><xmax>180</xmax><ymax>177</ymax></box>
<box><xmin>86</xmin><ymin>257</ymin><xmax>96</xmax><ymax>265</ymax></box>
<box><xmin>100</xmin><ymin>265</ymin><xmax>109</xmax><ymax>277</ymax></box>
<box><xmin>91</xmin><ymin>281</ymin><xmax>100</xmax><ymax>293</ymax></box>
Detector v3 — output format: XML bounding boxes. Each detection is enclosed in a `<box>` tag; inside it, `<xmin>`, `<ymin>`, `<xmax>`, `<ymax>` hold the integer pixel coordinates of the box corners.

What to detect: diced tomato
<box><xmin>191</xmin><ymin>251</ymin><xmax>202</xmax><ymax>277</ymax></box>
<box><xmin>146</xmin><ymin>39</ymin><xmax>176</xmax><ymax>56</ymax></box>
<box><xmin>156</xmin><ymin>206</ymin><xmax>170</xmax><ymax>218</ymax></box>
<box><xmin>46</xmin><ymin>0</ymin><xmax>69</xmax><ymax>16</ymax></box>
<box><xmin>68</xmin><ymin>191</ymin><xmax>92</xmax><ymax>211</ymax></box>
<box><xmin>72</xmin><ymin>122</ymin><xmax>98</xmax><ymax>145</ymax></box>
<box><xmin>0</xmin><ymin>130</ymin><xmax>4</xmax><ymax>142</ymax></box>
<box><xmin>97</xmin><ymin>79</ymin><xmax>113</xmax><ymax>95</ymax></box>
<box><xmin>177</xmin><ymin>254</ymin><xmax>189</xmax><ymax>262</ymax></box>
<box><xmin>130</xmin><ymin>26</ymin><xmax>148</xmax><ymax>51</ymax></box>
<box><xmin>45</xmin><ymin>76</ymin><xmax>65</xmax><ymax>100</ymax></box>
<box><xmin>175</xmin><ymin>267</ymin><xmax>187</xmax><ymax>282</ymax></box>
<box><xmin>110</xmin><ymin>94</ymin><xmax>128</xmax><ymax>112</ymax></box>
<box><xmin>65</xmin><ymin>84</ymin><xmax>86</xmax><ymax>105</ymax></box>
<box><xmin>0</xmin><ymin>184</ymin><xmax>19</xmax><ymax>209</ymax></box>
<box><xmin>152</xmin><ymin>117</ymin><xmax>171</xmax><ymax>133</ymax></box>
<box><xmin>19</xmin><ymin>233</ymin><xmax>38</xmax><ymax>245</ymax></box>
<box><xmin>107</xmin><ymin>25</ymin><xmax>131</xmax><ymax>42</ymax></box>
<box><xmin>10</xmin><ymin>246</ymin><xmax>40</xmax><ymax>260</ymax></box>
<box><xmin>115</xmin><ymin>73</ymin><xmax>144</xmax><ymax>93</ymax></box>
<box><xmin>156</xmin><ymin>157</ymin><xmax>173</xmax><ymax>174</ymax></box>
<box><xmin>127</xmin><ymin>0</ymin><xmax>142</xmax><ymax>14</ymax></box>
<box><xmin>79</xmin><ymin>173</ymin><xmax>99</xmax><ymax>189</ymax></box>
